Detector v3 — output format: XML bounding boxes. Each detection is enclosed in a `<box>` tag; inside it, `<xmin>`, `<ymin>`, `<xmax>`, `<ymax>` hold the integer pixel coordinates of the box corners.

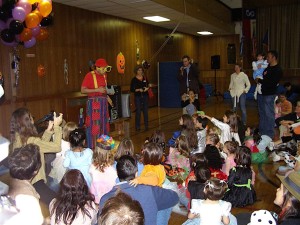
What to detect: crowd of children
<box><xmin>1</xmin><ymin>102</ymin><xmax>300</xmax><ymax>225</ymax></box>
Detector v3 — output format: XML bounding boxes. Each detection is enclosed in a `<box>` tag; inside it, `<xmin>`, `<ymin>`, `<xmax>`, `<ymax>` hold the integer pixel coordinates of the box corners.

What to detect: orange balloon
<box><xmin>20</xmin><ymin>28</ymin><xmax>33</xmax><ymax>42</ymax></box>
<box><xmin>25</xmin><ymin>13</ymin><xmax>40</xmax><ymax>28</ymax></box>
<box><xmin>28</xmin><ymin>0</ymin><xmax>41</xmax><ymax>4</ymax></box>
<box><xmin>36</xmin><ymin>28</ymin><xmax>49</xmax><ymax>41</ymax></box>
<box><xmin>39</xmin><ymin>1</ymin><xmax>52</xmax><ymax>17</ymax></box>
<box><xmin>37</xmin><ymin>64</ymin><xmax>45</xmax><ymax>77</ymax></box>
<box><xmin>33</xmin><ymin>10</ymin><xmax>43</xmax><ymax>23</ymax></box>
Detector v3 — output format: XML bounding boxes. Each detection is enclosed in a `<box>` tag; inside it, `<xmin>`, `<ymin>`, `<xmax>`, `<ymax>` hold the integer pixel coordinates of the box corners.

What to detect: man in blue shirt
<box><xmin>99</xmin><ymin>155</ymin><xmax>179</xmax><ymax>225</ymax></box>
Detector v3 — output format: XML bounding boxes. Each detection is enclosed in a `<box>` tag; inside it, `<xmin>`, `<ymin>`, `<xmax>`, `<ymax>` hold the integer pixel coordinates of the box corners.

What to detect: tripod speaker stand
<box><xmin>211</xmin><ymin>55</ymin><xmax>223</xmax><ymax>100</ymax></box>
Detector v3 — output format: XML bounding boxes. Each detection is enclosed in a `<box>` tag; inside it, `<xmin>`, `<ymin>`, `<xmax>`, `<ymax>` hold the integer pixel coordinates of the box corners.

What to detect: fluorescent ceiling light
<box><xmin>197</xmin><ymin>31</ymin><xmax>213</xmax><ymax>35</ymax></box>
<box><xmin>143</xmin><ymin>16</ymin><xmax>170</xmax><ymax>22</ymax></box>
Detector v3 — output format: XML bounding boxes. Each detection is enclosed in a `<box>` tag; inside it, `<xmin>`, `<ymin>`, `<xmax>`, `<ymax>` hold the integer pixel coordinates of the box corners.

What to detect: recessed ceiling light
<box><xmin>197</xmin><ymin>31</ymin><xmax>213</xmax><ymax>35</ymax></box>
<box><xmin>143</xmin><ymin>16</ymin><xmax>170</xmax><ymax>22</ymax></box>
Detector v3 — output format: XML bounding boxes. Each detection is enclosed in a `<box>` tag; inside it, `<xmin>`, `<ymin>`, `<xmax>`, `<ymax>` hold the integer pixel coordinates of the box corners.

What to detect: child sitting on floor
<box><xmin>183</xmin><ymin>178</ymin><xmax>237</xmax><ymax>225</ymax></box>
<box><xmin>221</xmin><ymin>141</ymin><xmax>238</xmax><ymax>176</ymax></box>
<box><xmin>192</xmin><ymin>114</ymin><xmax>208</xmax><ymax>154</ymax></box>
<box><xmin>223</xmin><ymin>146</ymin><xmax>256</xmax><ymax>208</ymax></box>
<box><xmin>204</xmin><ymin>133</ymin><xmax>227</xmax><ymax>181</ymax></box>
<box><xmin>90</xmin><ymin>135</ymin><xmax>117</xmax><ymax>203</ymax></box>
<box><xmin>130</xmin><ymin>142</ymin><xmax>166</xmax><ymax>187</ymax></box>
<box><xmin>63</xmin><ymin>128</ymin><xmax>93</xmax><ymax>187</ymax></box>
<box><xmin>49</xmin><ymin>121</ymin><xmax>77</xmax><ymax>191</ymax></box>
<box><xmin>202</xmin><ymin>110</ymin><xmax>241</xmax><ymax>146</ymax></box>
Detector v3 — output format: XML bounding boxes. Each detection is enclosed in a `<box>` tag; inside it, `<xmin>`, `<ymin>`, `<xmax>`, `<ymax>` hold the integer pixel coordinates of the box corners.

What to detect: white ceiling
<box><xmin>52</xmin><ymin>0</ymin><xmax>239</xmax><ymax>36</ymax></box>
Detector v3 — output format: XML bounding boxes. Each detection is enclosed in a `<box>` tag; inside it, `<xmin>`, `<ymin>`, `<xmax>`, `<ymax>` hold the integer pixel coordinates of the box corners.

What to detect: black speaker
<box><xmin>211</xmin><ymin>55</ymin><xmax>220</xmax><ymax>70</ymax></box>
<box><xmin>108</xmin><ymin>85</ymin><xmax>122</xmax><ymax>122</ymax></box>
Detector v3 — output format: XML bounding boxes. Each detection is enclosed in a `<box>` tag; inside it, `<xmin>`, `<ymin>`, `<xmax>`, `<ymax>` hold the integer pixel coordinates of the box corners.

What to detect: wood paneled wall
<box><xmin>0</xmin><ymin>2</ymin><xmax>199</xmax><ymax>137</ymax></box>
<box><xmin>198</xmin><ymin>35</ymin><xmax>243</xmax><ymax>93</ymax></box>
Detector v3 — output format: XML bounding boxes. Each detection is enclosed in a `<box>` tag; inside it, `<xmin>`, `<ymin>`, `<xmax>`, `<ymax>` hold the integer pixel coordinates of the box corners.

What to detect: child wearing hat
<box><xmin>81</xmin><ymin>58</ymin><xmax>112</xmax><ymax>149</ymax></box>
<box><xmin>90</xmin><ymin>135</ymin><xmax>117</xmax><ymax>203</ymax></box>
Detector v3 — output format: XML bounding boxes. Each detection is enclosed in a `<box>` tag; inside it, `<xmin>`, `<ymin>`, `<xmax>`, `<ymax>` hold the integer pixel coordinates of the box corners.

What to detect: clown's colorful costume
<box><xmin>81</xmin><ymin>59</ymin><xmax>110</xmax><ymax>149</ymax></box>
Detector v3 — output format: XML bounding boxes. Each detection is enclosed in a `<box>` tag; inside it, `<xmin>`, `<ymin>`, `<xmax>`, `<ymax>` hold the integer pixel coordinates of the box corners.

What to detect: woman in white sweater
<box><xmin>229</xmin><ymin>64</ymin><xmax>251</xmax><ymax>125</ymax></box>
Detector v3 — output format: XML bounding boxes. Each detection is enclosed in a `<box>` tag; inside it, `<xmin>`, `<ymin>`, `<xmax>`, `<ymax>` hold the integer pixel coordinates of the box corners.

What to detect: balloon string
<box><xmin>149</xmin><ymin>0</ymin><xmax>187</xmax><ymax>63</ymax></box>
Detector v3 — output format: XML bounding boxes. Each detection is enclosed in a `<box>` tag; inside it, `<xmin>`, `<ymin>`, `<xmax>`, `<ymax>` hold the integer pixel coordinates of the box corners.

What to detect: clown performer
<box><xmin>81</xmin><ymin>58</ymin><xmax>113</xmax><ymax>149</ymax></box>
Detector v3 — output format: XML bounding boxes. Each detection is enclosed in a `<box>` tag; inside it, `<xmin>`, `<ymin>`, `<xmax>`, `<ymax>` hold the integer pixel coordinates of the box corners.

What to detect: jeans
<box><xmin>134</xmin><ymin>95</ymin><xmax>148</xmax><ymax>130</ymax></box>
<box><xmin>33</xmin><ymin>180</ymin><xmax>56</xmax><ymax>206</ymax></box>
<box><xmin>232</xmin><ymin>93</ymin><xmax>247</xmax><ymax>125</ymax></box>
<box><xmin>156</xmin><ymin>207</ymin><xmax>173</xmax><ymax>225</ymax></box>
<box><xmin>257</xmin><ymin>94</ymin><xmax>276</xmax><ymax>138</ymax></box>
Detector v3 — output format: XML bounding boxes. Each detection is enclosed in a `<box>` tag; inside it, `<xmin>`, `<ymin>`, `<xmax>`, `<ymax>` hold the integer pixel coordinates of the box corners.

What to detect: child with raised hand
<box><xmin>63</xmin><ymin>128</ymin><xmax>93</xmax><ymax>187</ymax></box>
<box><xmin>192</xmin><ymin>114</ymin><xmax>209</xmax><ymax>154</ymax></box>
<box><xmin>49</xmin><ymin>169</ymin><xmax>98</xmax><ymax>225</ymax></box>
<box><xmin>202</xmin><ymin>110</ymin><xmax>241</xmax><ymax>145</ymax></box>
<box><xmin>90</xmin><ymin>135</ymin><xmax>117</xmax><ymax>203</ymax></box>
<box><xmin>221</xmin><ymin>141</ymin><xmax>238</xmax><ymax>176</ymax></box>
<box><xmin>49</xmin><ymin>121</ymin><xmax>78</xmax><ymax>191</ymax></box>
<box><xmin>183</xmin><ymin>178</ymin><xmax>237</xmax><ymax>225</ymax></box>
<box><xmin>130</xmin><ymin>142</ymin><xmax>166</xmax><ymax>187</ymax></box>
<box><xmin>223</xmin><ymin>146</ymin><xmax>256</xmax><ymax>208</ymax></box>
<box><xmin>168</xmin><ymin>114</ymin><xmax>198</xmax><ymax>151</ymax></box>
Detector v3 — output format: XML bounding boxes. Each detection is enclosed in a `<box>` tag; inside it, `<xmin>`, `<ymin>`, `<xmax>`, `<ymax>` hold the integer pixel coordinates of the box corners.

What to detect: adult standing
<box><xmin>177</xmin><ymin>55</ymin><xmax>200</xmax><ymax>108</ymax></box>
<box><xmin>81</xmin><ymin>58</ymin><xmax>112</xmax><ymax>149</ymax></box>
<box><xmin>229</xmin><ymin>64</ymin><xmax>251</xmax><ymax>125</ymax></box>
<box><xmin>256</xmin><ymin>50</ymin><xmax>283</xmax><ymax>140</ymax></box>
<box><xmin>130</xmin><ymin>65</ymin><xmax>149</xmax><ymax>131</ymax></box>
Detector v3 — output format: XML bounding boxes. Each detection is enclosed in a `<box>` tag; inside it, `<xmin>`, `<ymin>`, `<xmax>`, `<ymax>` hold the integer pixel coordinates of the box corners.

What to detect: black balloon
<box><xmin>9</xmin><ymin>20</ymin><xmax>24</xmax><ymax>34</ymax></box>
<box><xmin>40</xmin><ymin>15</ymin><xmax>53</xmax><ymax>27</ymax></box>
<box><xmin>0</xmin><ymin>8</ymin><xmax>9</xmax><ymax>21</ymax></box>
<box><xmin>1</xmin><ymin>28</ymin><xmax>14</xmax><ymax>43</ymax></box>
<box><xmin>3</xmin><ymin>0</ymin><xmax>17</xmax><ymax>7</ymax></box>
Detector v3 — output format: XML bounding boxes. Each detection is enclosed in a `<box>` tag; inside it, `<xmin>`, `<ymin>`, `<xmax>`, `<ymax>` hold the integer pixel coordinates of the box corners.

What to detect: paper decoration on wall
<box><xmin>37</xmin><ymin>64</ymin><xmax>45</xmax><ymax>77</ymax></box>
<box><xmin>0</xmin><ymin>72</ymin><xmax>4</xmax><ymax>98</ymax></box>
<box><xmin>11</xmin><ymin>49</ymin><xmax>20</xmax><ymax>86</ymax></box>
<box><xmin>136</xmin><ymin>40</ymin><xmax>140</xmax><ymax>65</ymax></box>
<box><xmin>142</xmin><ymin>60</ymin><xmax>150</xmax><ymax>70</ymax></box>
<box><xmin>116</xmin><ymin>52</ymin><xmax>125</xmax><ymax>74</ymax></box>
<box><xmin>64</xmin><ymin>59</ymin><xmax>68</xmax><ymax>84</ymax></box>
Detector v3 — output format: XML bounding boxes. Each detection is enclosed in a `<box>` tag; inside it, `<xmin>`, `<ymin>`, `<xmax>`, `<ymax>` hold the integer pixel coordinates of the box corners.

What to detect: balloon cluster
<box><xmin>0</xmin><ymin>0</ymin><xmax>53</xmax><ymax>48</ymax></box>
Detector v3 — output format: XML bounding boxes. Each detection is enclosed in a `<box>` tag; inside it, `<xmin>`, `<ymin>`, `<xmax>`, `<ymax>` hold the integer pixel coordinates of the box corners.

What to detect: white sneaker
<box><xmin>272</xmin><ymin>154</ymin><xmax>281</xmax><ymax>162</ymax></box>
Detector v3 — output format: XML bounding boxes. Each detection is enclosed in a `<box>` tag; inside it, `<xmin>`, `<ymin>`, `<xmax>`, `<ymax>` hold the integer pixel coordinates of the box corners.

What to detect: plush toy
<box><xmin>248</xmin><ymin>210</ymin><xmax>278</xmax><ymax>225</ymax></box>
<box><xmin>116</xmin><ymin>52</ymin><xmax>125</xmax><ymax>74</ymax></box>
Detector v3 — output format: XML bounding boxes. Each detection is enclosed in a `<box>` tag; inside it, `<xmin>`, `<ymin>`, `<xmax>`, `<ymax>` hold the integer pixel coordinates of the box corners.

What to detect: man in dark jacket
<box><xmin>177</xmin><ymin>55</ymin><xmax>200</xmax><ymax>107</ymax></box>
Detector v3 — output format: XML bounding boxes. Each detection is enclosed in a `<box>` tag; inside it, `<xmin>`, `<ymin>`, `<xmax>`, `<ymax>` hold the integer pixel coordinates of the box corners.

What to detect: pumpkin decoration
<box><xmin>116</xmin><ymin>52</ymin><xmax>125</xmax><ymax>74</ymax></box>
<box><xmin>37</xmin><ymin>64</ymin><xmax>45</xmax><ymax>77</ymax></box>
